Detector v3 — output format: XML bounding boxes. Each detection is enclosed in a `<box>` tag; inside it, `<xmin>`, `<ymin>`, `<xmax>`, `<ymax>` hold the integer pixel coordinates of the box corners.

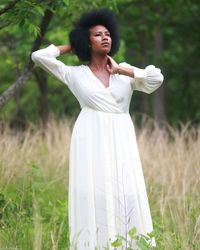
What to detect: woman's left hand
<box><xmin>106</xmin><ymin>55</ymin><xmax>119</xmax><ymax>74</ymax></box>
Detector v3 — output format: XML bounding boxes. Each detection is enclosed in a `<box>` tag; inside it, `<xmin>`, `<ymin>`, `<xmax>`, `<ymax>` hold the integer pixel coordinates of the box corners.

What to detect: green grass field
<box><xmin>0</xmin><ymin>119</ymin><xmax>199</xmax><ymax>249</ymax></box>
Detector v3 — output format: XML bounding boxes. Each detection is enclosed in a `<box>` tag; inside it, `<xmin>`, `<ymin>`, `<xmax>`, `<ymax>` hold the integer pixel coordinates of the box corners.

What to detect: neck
<box><xmin>89</xmin><ymin>54</ymin><xmax>108</xmax><ymax>71</ymax></box>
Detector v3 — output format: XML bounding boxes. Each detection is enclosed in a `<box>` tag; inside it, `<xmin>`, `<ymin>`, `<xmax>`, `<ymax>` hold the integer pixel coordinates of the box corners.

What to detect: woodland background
<box><xmin>0</xmin><ymin>0</ymin><xmax>200</xmax><ymax>128</ymax></box>
<box><xmin>0</xmin><ymin>1</ymin><xmax>200</xmax><ymax>249</ymax></box>
<box><xmin>0</xmin><ymin>0</ymin><xmax>200</xmax><ymax>250</ymax></box>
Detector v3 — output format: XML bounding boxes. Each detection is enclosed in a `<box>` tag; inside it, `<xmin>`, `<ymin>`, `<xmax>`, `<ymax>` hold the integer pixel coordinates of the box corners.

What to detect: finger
<box><xmin>106</xmin><ymin>64</ymin><xmax>112</xmax><ymax>73</ymax></box>
<box><xmin>107</xmin><ymin>57</ymin><xmax>112</xmax><ymax>68</ymax></box>
<box><xmin>107</xmin><ymin>55</ymin><xmax>114</xmax><ymax>64</ymax></box>
<box><xmin>106</xmin><ymin>64</ymin><xmax>110</xmax><ymax>71</ymax></box>
<box><xmin>107</xmin><ymin>56</ymin><xmax>118</xmax><ymax>68</ymax></box>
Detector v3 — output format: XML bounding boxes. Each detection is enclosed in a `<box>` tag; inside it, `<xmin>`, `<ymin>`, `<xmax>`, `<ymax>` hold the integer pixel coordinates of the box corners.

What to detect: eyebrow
<box><xmin>93</xmin><ymin>30</ymin><xmax>110</xmax><ymax>34</ymax></box>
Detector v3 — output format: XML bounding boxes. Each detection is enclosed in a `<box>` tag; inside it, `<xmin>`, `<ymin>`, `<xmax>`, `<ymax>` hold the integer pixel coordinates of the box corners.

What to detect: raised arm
<box><xmin>31</xmin><ymin>44</ymin><xmax>73</xmax><ymax>86</ymax></box>
<box><xmin>56</xmin><ymin>44</ymin><xmax>73</xmax><ymax>55</ymax></box>
<box><xmin>107</xmin><ymin>56</ymin><xmax>164</xmax><ymax>94</ymax></box>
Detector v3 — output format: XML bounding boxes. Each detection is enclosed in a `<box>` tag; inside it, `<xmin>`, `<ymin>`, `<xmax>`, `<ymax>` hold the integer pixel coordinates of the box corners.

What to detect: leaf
<box><xmin>137</xmin><ymin>237</ymin><xmax>150</xmax><ymax>250</ymax></box>
<box><xmin>147</xmin><ymin>231</ymin><xmax>155</xmax><ymax>238</ymax></box>
<box><xmin>34</xmin><ymin>6</ymin><xmax>45</xmax><ymax>16</ymax></box>
<box><xmin>62</xmin><ymin>0</ymin><xmax>69</xmax><ymax>6</ymax></box>
<box><xmin>111</xmin><ymin>235</ymin><xmax>125</xmax><ymax>247</ymax></box>
<box><xmin>25</xmin><ymin>23</ymin><xmax>40</xmax><ymax>37</ymax></box>
<box><xmin>128</xmin><ymin>227</ymin><xmax>137</xmax><ymax>238</ymax></box>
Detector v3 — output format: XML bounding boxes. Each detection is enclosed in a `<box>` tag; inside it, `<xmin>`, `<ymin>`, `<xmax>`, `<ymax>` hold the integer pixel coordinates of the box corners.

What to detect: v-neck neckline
<box><xmin>85</xmin><ymin>65</ymin><xmax>111</xmax><ymax>89</ymax></box>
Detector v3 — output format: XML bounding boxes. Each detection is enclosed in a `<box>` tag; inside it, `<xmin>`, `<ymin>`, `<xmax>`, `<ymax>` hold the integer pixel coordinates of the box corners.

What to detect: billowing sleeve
<box><xmin>31</xmin><ymin>44</ymin><xmax>71</xmax><ymax>86</ymax></box>
<box><xmin>120</xmin><ymin>62</ymin><xmax>164</xmax><ymax>94</ymax></box>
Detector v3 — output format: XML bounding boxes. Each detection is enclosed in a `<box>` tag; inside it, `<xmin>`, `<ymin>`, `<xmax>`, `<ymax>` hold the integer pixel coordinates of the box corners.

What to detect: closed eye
<box><xmin>94</xmin><ymin>33</ymin><xmax>110</xmax><ymax>36</ymax></box>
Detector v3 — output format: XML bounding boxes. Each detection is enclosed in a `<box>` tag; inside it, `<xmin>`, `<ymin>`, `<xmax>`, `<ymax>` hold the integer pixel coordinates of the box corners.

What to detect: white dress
<box><xmin>32</xmin><ymin>44</ymin><xmax>164</xmax><ymax>249</ymax></box>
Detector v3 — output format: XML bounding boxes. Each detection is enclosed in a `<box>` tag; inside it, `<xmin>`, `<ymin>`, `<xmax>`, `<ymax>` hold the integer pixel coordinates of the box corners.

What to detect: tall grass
<box><xmin>0</xmin><ymin>118</ymin><xmax>199</xmax><ymax>249</ymax></box>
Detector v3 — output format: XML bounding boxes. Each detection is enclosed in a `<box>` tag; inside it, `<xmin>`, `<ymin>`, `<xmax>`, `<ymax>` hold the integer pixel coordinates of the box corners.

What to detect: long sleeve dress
<box><xmin>32</xmin><ymin>44</ymin><xmax>164</xmax><ymax>250</ymax></box>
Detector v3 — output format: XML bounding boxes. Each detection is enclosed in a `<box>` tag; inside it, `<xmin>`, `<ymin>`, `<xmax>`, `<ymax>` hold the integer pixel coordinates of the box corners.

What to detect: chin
<box><xmin>102</xmin><ymin>48</ymin><xmax>111</xmax><ymax>54</ymax></box>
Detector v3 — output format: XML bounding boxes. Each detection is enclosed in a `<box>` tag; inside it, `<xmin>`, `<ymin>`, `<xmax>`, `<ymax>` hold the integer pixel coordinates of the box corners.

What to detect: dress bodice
<box><xmin>31</xmin><ymin>44</ymin><xmax>164</xmax><ymax>113</ymax></box>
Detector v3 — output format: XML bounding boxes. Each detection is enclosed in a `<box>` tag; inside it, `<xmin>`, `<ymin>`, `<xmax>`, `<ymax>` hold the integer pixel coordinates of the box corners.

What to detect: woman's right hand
<box><xmin>56</xmin><ymin>44</ymin><xmax>73</xmax><ymax>55</ymax></box>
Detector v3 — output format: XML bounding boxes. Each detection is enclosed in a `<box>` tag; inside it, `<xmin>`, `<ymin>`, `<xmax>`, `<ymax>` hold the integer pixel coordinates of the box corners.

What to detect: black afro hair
<box><xmin>69</xmin><ymin>8</ymin><xmax>120</xmax><ymax>62</ymax></box>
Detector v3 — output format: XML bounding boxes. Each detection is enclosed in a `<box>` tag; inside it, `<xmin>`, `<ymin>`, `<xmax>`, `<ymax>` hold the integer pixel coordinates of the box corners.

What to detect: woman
<box><xmin>32</xmin><ymin>8</ymin><xmax>164</xmax><ymax>250</ymax></box>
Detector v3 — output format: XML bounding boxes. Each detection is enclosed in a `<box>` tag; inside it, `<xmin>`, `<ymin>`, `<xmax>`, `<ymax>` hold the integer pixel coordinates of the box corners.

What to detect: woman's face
<box><xmin>89</xmin><ymin>25</ymin><xmax>112</xmax><ymax>55</ymax></box>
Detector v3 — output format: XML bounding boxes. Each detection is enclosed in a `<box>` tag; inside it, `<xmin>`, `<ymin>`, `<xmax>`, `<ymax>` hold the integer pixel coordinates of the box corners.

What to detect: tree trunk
<box><xmin>34</xmin><ymin>69</ymin><xmax>49</xmax><ymax>128</ymax></box>
<box><xmin>153</xmin><ymin>26</ymin><xmax>167</xmax><ymax>127</ymax></box>
<box><xmin>139</xmin><ymin>0</ymin><xmax>150</xmax><ymax>116</ymax></box>
<box><xmin>9</xmin><ymin>64</ymin><xmax>26</xmax><ymax>130</ymax></box>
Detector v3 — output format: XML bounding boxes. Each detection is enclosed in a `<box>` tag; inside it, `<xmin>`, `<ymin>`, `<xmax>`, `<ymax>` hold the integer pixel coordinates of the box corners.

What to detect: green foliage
<box><xmin>0</xmin><ymin>0</ymin><xmax>46</xmax><ymax>36</ymax></box>
<box><xmin>0</xmin><ymin>163</ymin><xmax>69</xmax><ymax>249</ymax></box>
<box><xmin>112</xmin><ymin>235</ymin><xmax>126</xmax><ymax>247</ymax></box>
<box><xmin>111</xmin><ymin>227</ymin><xmax>155</xmax><ymax>250</ymax></box>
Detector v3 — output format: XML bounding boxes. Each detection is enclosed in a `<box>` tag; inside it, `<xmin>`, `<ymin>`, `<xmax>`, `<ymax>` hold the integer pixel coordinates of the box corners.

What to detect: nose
<box><xmin>102</xmin><ymin>34</ymin><xmax>108</xmax><ymax>41</ymax></box>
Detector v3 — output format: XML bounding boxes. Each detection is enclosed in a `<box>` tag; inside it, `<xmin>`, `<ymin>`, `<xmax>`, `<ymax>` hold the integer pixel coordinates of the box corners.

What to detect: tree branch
<box><xmin>0</xmin><ymin>7</ymin><xmax>54</xmax><ymax>107</ymax></box>
<box><xmin>28</xmin><ymin>8</ymin><xmax>54</xmax><ymax>69</ymax></box>
<box><xmin>0</xmin><ymin>68</ymin><xmax>33</xmax><ymax>106</ymax></box>
<box><xmin>0</xmin><ymin>0</ymin><xmax>21</xmax><ymax>16</ymax></box>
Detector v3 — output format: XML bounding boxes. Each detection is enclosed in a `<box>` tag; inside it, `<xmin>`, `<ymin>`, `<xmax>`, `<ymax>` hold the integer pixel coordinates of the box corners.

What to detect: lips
<box><xmin>101</xmin><ymin>42</ymin><xmax>110</xmax><ymax>46</ymax></box>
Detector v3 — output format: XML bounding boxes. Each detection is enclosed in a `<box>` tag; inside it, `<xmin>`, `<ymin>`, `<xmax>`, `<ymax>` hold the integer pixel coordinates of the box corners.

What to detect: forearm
<box><xmin>31</xmin><ymin>44</ymin><xmax>71</xmax><ymax>86</ymax></box>
<box><xmin>56</xmin><ymin>45</ymin><xmax>72</xmax><ymax>55</ymax></box>
<box><xmin>117</xmin><ymin>66</ymin><xmax>134</xmax><ymax>77</ymax></box>
<box><xmin>107</xmin><ymin>56</ymin><xmax>135</xmax><ymax>77</ymax></box>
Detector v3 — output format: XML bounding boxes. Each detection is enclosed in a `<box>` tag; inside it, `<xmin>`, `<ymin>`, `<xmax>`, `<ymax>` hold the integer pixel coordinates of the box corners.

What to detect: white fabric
<box><xmin>32</xmin><ymin>44</ymin><xmax>164</xmax><ymax>249</ymax></box>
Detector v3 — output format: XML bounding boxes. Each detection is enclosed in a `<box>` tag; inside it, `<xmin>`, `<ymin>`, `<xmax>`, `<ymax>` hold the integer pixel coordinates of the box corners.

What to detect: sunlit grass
<box><xmin>0</xmin><ymin>118</ymin><xmax>199</xmax><ymax>249</ymax></box>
